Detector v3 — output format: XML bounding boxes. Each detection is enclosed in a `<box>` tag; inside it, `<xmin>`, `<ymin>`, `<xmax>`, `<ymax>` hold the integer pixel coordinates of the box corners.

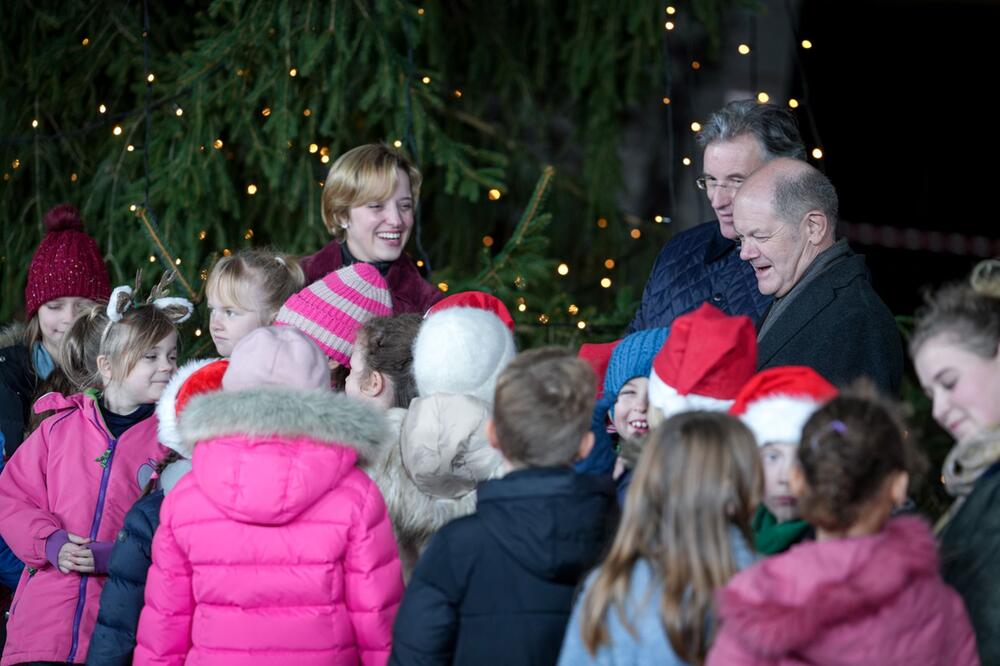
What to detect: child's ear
<box><xmin>890</xmin><ymin>471</ymin><xmax>909</xmax><ymax>508</ymax></box>
<box><xmin>486</xmin><ymin>418</ymin><xmax>501</xmax><ymax>452</ymax></box>
<box><xmin>96</xmin><ymin>354</ymin><xmax>113</xmax><ymax>385</ymax></box>
<box><xmin>576</xmin><ymin>431</ymin><xmax>595</xmax><ymax>462</ymax></box>
<box><xmin>363</xmin><ymin>370</ymin><xmax>385</xmax><ymax>398</ymax></box>
<box><xmin>789</xmin><ymin>464</ymin><xmax>807</xmax><ymax>499</ymax></box>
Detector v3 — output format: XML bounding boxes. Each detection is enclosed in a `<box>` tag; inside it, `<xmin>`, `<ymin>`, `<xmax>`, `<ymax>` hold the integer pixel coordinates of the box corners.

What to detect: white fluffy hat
<box><xmin>413</xmin><ymin>306</ymin><xmax>516</xmax><ymax>403</ymax></box>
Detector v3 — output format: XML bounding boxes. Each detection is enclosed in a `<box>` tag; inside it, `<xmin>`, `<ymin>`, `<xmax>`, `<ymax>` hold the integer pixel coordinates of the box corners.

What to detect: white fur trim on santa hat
<box><xmin>155</xmin><ymin>357</ymin><xmax>218</xmax><ymax>458</ymax></box>
<box><xmin>741</xmin><ymin>394</ymin><xmax>822</xmax><ymax>447</ymax></box>
<box><xmin>413</xmin><ymin>307</ymin><xmax>516</xmax><ymax>404</ymax></box>
<box><xmin>647</xmin><ymin>370</ymin><xmax>734</xmax><ymax>420</ymax></box>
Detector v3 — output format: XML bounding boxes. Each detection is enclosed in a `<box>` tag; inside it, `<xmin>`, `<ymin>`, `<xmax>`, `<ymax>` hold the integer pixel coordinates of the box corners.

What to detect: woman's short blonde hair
<box><xmin>321</xmin><ymin>144</ymin><xmax>422</xmax><ymax>240</ymax></box>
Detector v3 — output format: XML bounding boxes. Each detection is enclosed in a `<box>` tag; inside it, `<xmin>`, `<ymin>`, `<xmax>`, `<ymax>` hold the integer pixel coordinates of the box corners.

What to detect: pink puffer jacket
<box><xmin>0</xmin><ymin>391</ymin><xmax>165</xmax><ymax>665</ymax></box>
<box><xmin>708</xmin><ymin>516</ymin><xmax>979</xmax><ymax>666</ymax></box>
<box><xmin>134</xmin><ymin>387</ymin><xmax>403</xmax><ymax>666</ymax></box>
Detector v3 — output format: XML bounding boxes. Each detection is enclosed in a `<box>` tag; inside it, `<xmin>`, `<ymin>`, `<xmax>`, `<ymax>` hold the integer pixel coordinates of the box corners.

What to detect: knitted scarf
<box><xmin>751</xmin><ymin>503</ymin><xmax>812</xmax><ymax>555</ymax></box>
<box><xmin>936</xmin><ymin>428</ymin><xmax>1000</xmax><ymax>533</ymax></box>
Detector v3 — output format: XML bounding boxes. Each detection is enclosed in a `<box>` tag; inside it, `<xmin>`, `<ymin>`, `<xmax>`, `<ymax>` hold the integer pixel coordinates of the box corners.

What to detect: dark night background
<box><xmin>796</xmin><ymin>0</ymin><xmax>995</xmax><ymax>317</ymax></box>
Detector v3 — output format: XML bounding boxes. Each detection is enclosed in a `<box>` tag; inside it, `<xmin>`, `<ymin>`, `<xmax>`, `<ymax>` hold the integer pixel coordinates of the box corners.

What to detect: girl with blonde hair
<box><xmin>205</xmin><ymin>248</ymin><xmax>304</xmax><ymax>356</ymax></box>
<box><xmin>0</xmin><ymin>277</ymin><xmax>191</xmax><ymax>664</ymax></box>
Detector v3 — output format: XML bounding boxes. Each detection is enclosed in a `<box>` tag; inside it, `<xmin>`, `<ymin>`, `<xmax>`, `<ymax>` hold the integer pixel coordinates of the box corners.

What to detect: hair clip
<box><xmin>809</xmin><ymin>419</ymin><xmax>847</xmax><ymax>452</ymax></box>
<box><xmin>827</xmin><ymin>420</ymin><xmax>848</xmax><ymax>435</ymax></box>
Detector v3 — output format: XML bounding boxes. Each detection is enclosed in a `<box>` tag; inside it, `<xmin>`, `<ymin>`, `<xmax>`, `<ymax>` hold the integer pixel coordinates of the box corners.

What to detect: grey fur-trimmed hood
<box><xmin>179</xmin><ymin>388</ymin><xmax>389</xmax><ymax>466</ymax></box>
<box><xmin>0</xmin><ymin>322</ymin><xmax>28</xmax><ymax>350</ymax></box>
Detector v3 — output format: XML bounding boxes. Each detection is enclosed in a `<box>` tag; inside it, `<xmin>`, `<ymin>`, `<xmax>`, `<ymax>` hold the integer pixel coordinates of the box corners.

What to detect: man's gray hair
<box><xmin>773</xmin><ymin>168</ymin><xmax>839</xmax><ymax>231</ymax></box>
<box><xmin>697</xmin><ymin>100</ymin><xmax>806</xmax><ymax>160</ymax></box>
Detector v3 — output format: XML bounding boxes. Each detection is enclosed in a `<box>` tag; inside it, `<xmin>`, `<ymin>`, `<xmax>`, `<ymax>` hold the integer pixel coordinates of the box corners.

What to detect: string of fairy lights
<box><xmin>3</xmin><ymin>2</ymin><xmax>823</xmax><ymax>335</ymax></box>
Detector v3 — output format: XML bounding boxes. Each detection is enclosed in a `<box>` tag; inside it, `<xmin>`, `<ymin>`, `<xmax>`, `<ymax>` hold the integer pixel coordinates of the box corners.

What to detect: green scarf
<box><xmin>751</xmin><ymin>504</ymin><xmax>811</xmax><ymax>555</ymax></box>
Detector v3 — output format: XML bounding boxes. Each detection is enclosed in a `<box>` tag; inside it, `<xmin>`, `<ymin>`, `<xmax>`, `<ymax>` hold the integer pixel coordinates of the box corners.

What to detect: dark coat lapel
<box><xmin>756</xmin><ymin>256</ymin><xmax>864</xmax><ymax>368</ymax></box>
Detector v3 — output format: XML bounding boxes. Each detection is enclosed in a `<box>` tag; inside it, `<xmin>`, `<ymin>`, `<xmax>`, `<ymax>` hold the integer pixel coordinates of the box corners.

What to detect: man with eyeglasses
<box><xmin>626</xmin><ymin>100</ymin><xmax>805</xmax><ymax>333</ymax></box>
<box><xmin>732</xmin><ymin>157</ymin><xmax>902</xmax><ymax>395</ymax></box>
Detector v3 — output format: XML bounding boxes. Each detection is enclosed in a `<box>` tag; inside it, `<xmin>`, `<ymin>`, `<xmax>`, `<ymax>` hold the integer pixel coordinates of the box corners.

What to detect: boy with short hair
<box><xmin>389</xmin><ymin>347</ymin><xmax>618</xmax><ymax>666</ymax></box>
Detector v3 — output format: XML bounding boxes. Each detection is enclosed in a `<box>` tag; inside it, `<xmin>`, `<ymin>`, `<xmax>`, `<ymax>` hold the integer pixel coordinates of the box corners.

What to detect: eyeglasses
<box><xmin>695</xmin><ymin>177</ymin><xmax>744</xmax><ymax>193</ymax></box>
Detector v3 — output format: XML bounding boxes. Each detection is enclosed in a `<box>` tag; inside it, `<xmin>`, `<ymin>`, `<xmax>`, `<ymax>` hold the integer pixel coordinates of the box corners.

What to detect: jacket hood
<box><xmin>155</xmin><ymin>357</ymin><xmax>224</xmax><ymax>459</ymax></box>
<box><xmin>372</xmin><ymin>401</ymin><xmax>503</xmax><ymax>552</ymax></box>
<box><xmin>33</xmin><ymin>390</ymin><xmax>93</xmax><ymax>415</ymax></box>
<box><xmin>181</xmin><ymin>388</ymin><xmax>389</xmax><ymax>525</ymax></box>
<box><xmin>399</xmin><ymin>393</ymin><xmax>504</xmax><ymax>499</ymax></box>
<box><xmin>476</xmin><ymin>468</ymin><xmax>616</xmax><ymax>583</ymax></box>
<box><xmin>0</xmin><ymin>322</ymin><xmax>28</xmax><ymax>350</ymax></box>
<box><xmin>717</xmin><ymin>516</ymin><xmax>941</xmax><ymax>656</ymax></box>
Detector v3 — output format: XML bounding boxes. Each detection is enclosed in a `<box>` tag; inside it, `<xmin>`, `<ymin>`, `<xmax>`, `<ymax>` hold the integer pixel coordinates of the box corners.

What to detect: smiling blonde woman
<box><xmin>299</xmin><ymin>143</ymin><xmax>443</xmax><ymax>314</ymax></box>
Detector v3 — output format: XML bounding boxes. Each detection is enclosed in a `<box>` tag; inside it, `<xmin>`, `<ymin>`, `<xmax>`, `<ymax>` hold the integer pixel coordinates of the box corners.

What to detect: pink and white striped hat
<box><xmin>274</xmin><ymin>263</ymin><xmax>393</xmax><ymax>367</ymax></box>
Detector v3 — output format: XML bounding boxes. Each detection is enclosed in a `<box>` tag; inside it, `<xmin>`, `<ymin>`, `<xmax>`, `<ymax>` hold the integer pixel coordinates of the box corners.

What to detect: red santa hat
<box><xmin>728</xmin><ymin>366</ymin><xmax>838</xmax><ymax>446</ymax></box>
<box><xmin>155</xmin><ymin>358</ymin><xmax>229</xmax><ymax>458</ymax></box>
<box><xmin>647</xmin><ymin>303</ymin><xmax>757</xmax><ymax>419</ymax></box>
<box><xmin>425</xmin><ymin>291</ymin><xmax>515</xmax><ymax>332</ymax></box>
<box><xmin>577</xmin><ymin>339</ymin><xmax>620</xmax><ymax>401</ymax></box>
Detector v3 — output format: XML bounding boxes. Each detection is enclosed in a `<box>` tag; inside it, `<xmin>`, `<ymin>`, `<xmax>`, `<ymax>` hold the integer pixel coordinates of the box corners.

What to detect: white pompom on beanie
<box><xmin>413</xmin><ymin>306</ymin><xmax>516</xmax><ymax>404</ymax></box>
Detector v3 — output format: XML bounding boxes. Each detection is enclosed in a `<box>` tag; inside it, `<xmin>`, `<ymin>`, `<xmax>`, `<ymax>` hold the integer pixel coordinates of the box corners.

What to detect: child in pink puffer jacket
<box><xmin>134</xmin><ymin>326</ymin><xmax>403</xmax><ymax>665</ymax></box>
<box><xmin>0</xmin><ymin>284</ymin><xmax>190</xmax><ymax>665</ymax></box>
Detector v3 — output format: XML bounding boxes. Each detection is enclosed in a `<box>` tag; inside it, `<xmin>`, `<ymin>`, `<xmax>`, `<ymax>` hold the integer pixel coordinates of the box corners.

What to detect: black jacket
<box><xmin>940</xmin><ymin>461</ymin><xmax>1000</xmax><ymax>665</ymax></box>
<box><xmin>627</xmin><ymin>221</ymin><xmax>771</xmax><ymax>333</ymax></box>
<box><xmin>0</xmin><ymin>340</ymin><xmax>33</xmax><ymax>459</ymax></box>
<box><xmin>86</xmin><ymin>490</ymin><xmax>164</xmax><ymax>666</ymax></box>
<box><xmin>389</xmin><ymin>467</ymin><xmax>617</xmax><ymax>666</ymax></box>
<box><xmin>756</xmin><ymin>249</ymin><xmax>903</xmax><ymax>396</ymax></box>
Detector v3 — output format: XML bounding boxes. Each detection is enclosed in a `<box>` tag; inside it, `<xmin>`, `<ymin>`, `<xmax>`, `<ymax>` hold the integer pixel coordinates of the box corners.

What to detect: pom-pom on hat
<box><xmin>729</xmin><ymin>366</ymin><xmax>838</xmax><ymax>446</ymax></box>
<box><xmin>647</xmin><ymin>303</ymin><xmax>757</xmax><ymax>419</ymax></box>
<box><xmin>425</xmin><ymin>291</ymin><xmax>515</xmax><ymax>332</ymax></box>
<box><xmin>25</xmin><ymin>204</ymin><xmax>111</xmax><ymax>318</ymax></box>
<box><xmin>578</xmin><ymin>339</ymin><xmax>621</xmax><ymax>400</ymax></box>
<box><xmin>604</xmin><ymin>327</ymin><xmax>670</xmax><ymax>414</ymax></box>
<box><xmin>156</xmin><ymin>358</ymin><xmax>229</xmax><ymax>458</ymax></box>
<box><xmin>413</xmin><ymin>306</ymin><xmax>516</xmax><ymax>404</ymax></box>
<box><xmin>274</xmin><ymin>263</ymin><xmax>393</xmax><ymax>367</ymax></box>
<box><xmin>223</xmin><ymin>326</ymin><xmax>330</xmax><ymax>392</ymax></box>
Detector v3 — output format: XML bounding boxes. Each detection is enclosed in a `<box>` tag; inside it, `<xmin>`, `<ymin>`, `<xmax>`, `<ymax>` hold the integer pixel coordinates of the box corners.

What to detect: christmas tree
<box><xmin>0</xmin><ymin>0</ymin><xmax>733</xmax><ymax>348</ymax></box>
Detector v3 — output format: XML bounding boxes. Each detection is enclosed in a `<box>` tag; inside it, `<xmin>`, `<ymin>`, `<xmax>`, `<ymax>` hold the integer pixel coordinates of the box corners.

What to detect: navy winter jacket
<box><xmin>86</xmin><ymin>490</ymin><xmax>164</xmax><ymax>666</ymax></box>
<box><xmin>627</xmin><ymin>221</ymin><xmax>770</xmax><ymax>333</ymax></box>
<box><xmin>389</xmin><ymin>467</ymin><xmax>618</xmax><ymax>666</ymax></box>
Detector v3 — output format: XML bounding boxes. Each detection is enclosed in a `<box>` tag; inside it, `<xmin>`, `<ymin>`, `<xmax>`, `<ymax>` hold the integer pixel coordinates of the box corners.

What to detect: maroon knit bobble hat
<box><xmin>24</xmin><ymin>204</ymin><xmax>112</xmax><ymax>318</ymax></box>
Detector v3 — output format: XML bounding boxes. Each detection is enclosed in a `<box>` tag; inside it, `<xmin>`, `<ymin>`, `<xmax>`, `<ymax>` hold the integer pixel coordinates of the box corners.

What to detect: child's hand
<box><xmin>57</xmin><ymin>533</ymin><xmax>95</xmax><ymax>574</ymax></box>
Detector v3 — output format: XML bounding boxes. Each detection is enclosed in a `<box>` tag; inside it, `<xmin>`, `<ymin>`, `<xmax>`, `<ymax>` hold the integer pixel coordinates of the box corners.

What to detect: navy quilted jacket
<box><xmin>626</xmin><ymin>221</ymin><xmax>770</xmax><ymax>333</ymax></box>
<box><xmin>86</xmin><ymin>490</ymin><xmax>163</xmax><ymax>665</ymax></box>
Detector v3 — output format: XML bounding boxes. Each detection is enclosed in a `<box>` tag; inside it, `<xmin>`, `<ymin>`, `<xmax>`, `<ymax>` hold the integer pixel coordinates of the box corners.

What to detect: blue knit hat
<box><xmin>604</xmin><ymin>327</ymin><xmax>670</xmax><ymax>415</ymax></box>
